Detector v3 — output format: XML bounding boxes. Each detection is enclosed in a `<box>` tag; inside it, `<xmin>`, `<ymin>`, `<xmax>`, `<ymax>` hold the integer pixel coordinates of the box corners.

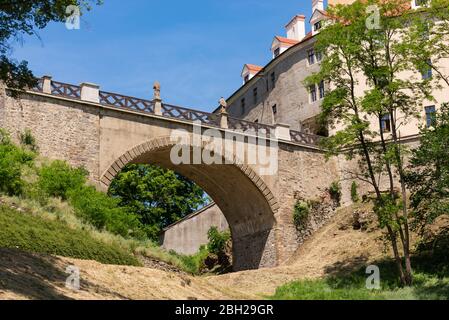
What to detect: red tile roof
<box><xmin>244</xmin><ymin>64</ymin><xmax>263</xmax><ymax>72</ymax></box>
<box><xmin>274</xmin><ymin>36</ymin><xmax>300</xmax><ymax>45</ymax></box>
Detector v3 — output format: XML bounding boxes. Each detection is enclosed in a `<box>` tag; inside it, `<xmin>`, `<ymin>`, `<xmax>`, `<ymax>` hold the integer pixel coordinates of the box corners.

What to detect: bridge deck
<box><xmin>30</xmin><ymin>78</ymin><xmax>322</xmax><ymax>146</ymax></box>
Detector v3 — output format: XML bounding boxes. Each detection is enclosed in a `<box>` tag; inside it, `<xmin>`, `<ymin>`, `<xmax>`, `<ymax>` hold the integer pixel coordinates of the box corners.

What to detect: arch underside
<box><xmin>101</xmin><ymin>137</ymin><xmax>279</xmax><ymax>270</ymax></box>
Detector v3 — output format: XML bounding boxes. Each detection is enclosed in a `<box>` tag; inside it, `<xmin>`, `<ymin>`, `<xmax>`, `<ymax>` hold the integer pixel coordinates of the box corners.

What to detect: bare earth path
<box><xmin>0</xmin><ymin>205</ymin><xmax>390</xmax><ymax>300</ymax></box>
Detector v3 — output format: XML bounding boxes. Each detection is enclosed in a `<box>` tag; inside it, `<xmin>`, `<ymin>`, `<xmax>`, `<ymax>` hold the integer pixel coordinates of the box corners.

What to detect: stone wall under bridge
<box><xmin>0</xmin><ymin>81</ymin><xmax>340</xmax><ymax>270</ymax></box>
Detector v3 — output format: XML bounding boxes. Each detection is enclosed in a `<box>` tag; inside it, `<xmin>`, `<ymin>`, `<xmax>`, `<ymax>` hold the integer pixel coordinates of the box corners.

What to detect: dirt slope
<box><xmin>0</xmin><ymin>204</ymin><xmax>392</xmax><ymax>300</ymax></box>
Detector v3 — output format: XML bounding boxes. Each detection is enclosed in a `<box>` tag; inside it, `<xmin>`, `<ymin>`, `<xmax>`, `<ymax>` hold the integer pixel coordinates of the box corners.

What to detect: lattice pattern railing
<box><xmin>290</xmin><ymin>129</ymin><xmax>322</xmax><ymax>145</ymax></box>
<box><xmin>162</xmin><ymin>103</ymin><xmax>220</xmax><ymax>126</ymax></box>
<box><xmin>27</xmin><ymin>78</ymin><xmax>322</xmax><ymax>145</ymax></box>
<box><xmin>51</xmin><ymin>81</ymin><xmax>81</xmax><ymax>99</ymax></box>
<box><xmin>99</xmin><ymin>91</ymin><xmax>154</xmax><ymax>113</ymax></box>
<box><xmin>228</xmin><ymin>116</ymin><xmax>275</xmax><ymax>137</ymax></box>
<box><xmin>31</xmin><ymin>78</ymin><xmax>43</xmax><ymax>92</ymax></box>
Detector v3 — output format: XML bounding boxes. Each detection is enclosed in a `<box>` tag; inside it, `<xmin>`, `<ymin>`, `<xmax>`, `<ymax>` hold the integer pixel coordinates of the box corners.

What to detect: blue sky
<box><xmin>12</xmin><ymin>0</ymin><xmax>317</xmax><ymax>112</ymax></box>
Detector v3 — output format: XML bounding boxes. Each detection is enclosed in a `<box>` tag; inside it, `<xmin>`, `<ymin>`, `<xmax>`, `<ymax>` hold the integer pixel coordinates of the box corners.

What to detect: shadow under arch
<box><xmin>100</xmin><ymin>135</ymin><xmax>279</xmax><ymax>270</ymax></box>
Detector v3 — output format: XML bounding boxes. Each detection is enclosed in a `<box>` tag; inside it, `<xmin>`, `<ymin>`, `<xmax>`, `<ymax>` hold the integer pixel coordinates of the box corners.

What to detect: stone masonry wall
<box><xmin>0</xmin><ymin>89</ymin><xmax>101</xmax><ymax>181</ymax></box>
<box><xmin>275</xmin><ymin>143</ymin><xmax>340</xmax><ymax>263</ymax></box>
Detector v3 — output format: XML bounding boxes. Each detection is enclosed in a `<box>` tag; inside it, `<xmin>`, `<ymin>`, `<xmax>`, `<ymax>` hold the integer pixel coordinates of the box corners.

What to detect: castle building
<box><xmin>222</xmin><ymin>0</ymin><xmax>447</xmax><ymax>138</ymax></box>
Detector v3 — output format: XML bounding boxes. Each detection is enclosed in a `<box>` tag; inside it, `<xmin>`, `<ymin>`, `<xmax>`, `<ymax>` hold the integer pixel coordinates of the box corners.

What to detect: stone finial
<box><xmin>219</xmin><ymin>97</ymin><xmax>227</xmax><ymax>114</ymax></box>
<box><xmin>153</xmin><ymin>81</ymin><xmax>161</xmax><ymax>101</ymax></box>
<box><xmin>218</xmin><ymin>97</ymin><xmax>229</xmax><ymax>129</ymax></box>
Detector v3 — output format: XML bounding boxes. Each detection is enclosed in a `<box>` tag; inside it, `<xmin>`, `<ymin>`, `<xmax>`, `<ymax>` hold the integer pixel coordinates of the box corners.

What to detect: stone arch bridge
<box><xmin>0</xmin><ymin>78</ymin><xmax>340</xmax><ymax>271</ymax></box>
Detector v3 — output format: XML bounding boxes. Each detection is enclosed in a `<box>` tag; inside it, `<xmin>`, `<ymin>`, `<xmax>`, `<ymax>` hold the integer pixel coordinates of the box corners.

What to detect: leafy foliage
<box><xmin>19</xmin><ymin>128</ymin><xmax>38</xmax><ymax>152</ymax></box>
<box><xmin>68</xmin><ymin>185</ymin><xmax>145</xmax><ymax>239</ymax></box>
<box><xmin>207</xmin><ymin>226</ymin><xmax>231</xmax><ymax>255</ymax></box>
<box><xmin>329</xmin><ymin>181</ymin><xmax>342</xmax><ymax>205</ymax></box>
<box><xmin>37</xmin><ymin>160</ymin><xmax>87</xmax><ymax>200</ymax></box>
<box><xmin>304</xmin><ymin>0</ymin><xmax>447</xmax><ymax>285</ymax></box>
<box><xmin>0</xmin><ymin>0</ymin><xmax>101</xmax><ymax>91</ymax></box>
<box><xmin>293</xmin><ymin>201</ymin><xmax>310</xmax><ymax>228</ymax></box>
<box><xmin>108</xmin><ymin>164</ymin><xmax>208</xmax><ymax>241</ymax></box>
<box><xmin>0</xmin><ymin>132</ymin><xmax>35</xmax><ymax>195</ymax></box>
<box><xmin>406</xmin><ymin>104</ymin><xmax>449</xmax><ymax>233</ymax></box>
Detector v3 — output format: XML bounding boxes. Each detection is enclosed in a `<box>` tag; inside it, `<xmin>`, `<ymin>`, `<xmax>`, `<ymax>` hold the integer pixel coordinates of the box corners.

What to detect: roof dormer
<box><xmin>241</xmin><ymin>64</ymin><xmax>263</xmax><ymax>84</ymax></box>
<box><xmin>271</xmin><ymin>36</ymin><xmax>299</xmax><ymax>59</ymax></box>
<box><xmin>310</xmin><ymin>1</ymin><xmax>327</xmax><ymax>36</ymax></box>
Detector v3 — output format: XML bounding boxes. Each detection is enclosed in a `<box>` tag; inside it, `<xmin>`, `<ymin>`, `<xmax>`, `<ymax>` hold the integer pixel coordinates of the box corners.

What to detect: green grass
<box><xmin>0</xmin><ymin>204</ymin><xmax>140</xmax><ymax>266</ymax></box>
<box><xmin>168</xmin><ymin>247</ymin><xmax>210</xmax><ymax>275</ymax></box>
<box><xmin>0</xmin><ymin>195</ymin><xmax>211</xmax><ymax>274</ymax></box>
<box><xmin>271</xmin><ymin>257</ymin><xmax>449</xmax><ymax>300</ymax></box>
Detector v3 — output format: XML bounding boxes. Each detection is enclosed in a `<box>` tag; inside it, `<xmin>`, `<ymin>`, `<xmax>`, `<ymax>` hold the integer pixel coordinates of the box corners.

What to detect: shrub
<box><xmin>67</xmin><ymin>185</ymin><xmax>144</xmax><ymax>239</ymax></box>
<box><xmin>329</xmin><ymin>181</ymin><xmax>342</xmax><ymax>204</ymax></box>
<box><xmin>170</xmin><ymin>246</ymin><xmax>210</xmax><ymax>275</ymax></box>
<box><xmin>19</xmin><ymin>129</ymin><xmax>38</xmax><ymax>152</ymax></box>
<box><xmin>293</xmin><ymin>201</ymin><xmax>310</xmax><ymax>228</ymax></box>
<box><xmin>351</xmin><ymin>181</ymin><xmax>359</xmax><ymax>203</ymax></box>
<box><xmin>37</xmin><ymin>160</ymin><xmax>88</xmax><ymax>200</ymax></box>
<box><xmin>0</xmin><ymin>143</ymin><xmax>35</xmax><ymax>196</ymax></box>
<box><xmin>207</xmin><ymin>227</ymin><xmax>231</xmax><ymax>255</ymax></box>
<box><xmin>0</xmin><ymin>128</ymin><xmax>11</xmax><ymax>145</ymax></box>
<box><xmin>0</xmin><ymin>205</ymin><xmax>139</xmax><ymax>266</ymax></box>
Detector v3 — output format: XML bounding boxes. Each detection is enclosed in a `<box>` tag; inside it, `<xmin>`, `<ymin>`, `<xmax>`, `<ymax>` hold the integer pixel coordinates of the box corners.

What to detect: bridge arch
<box><xmin>100</xmin><ymin>135</ymin><xmax>279</xmax><ymax>270</ymax></box>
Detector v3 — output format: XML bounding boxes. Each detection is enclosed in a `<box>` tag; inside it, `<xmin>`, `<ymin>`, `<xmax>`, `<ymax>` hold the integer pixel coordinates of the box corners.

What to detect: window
<box><xmin>421</xmin><ymin>59</ymin><xmax>433</xmax><ymax>79</ymax></box>
<box><xmin>253</xmin><ymin>87</ymin><xmax>258</xmax><ymax>104</ymax></box>
<box><xmin>308</xmin><ymin>49</ymin><xmax>315</xmax><ymax>65</ymax></box>
<box><xmin>241</xmin><ymin>98</ymin><xmax>246</xmax><ymax>115</ymax></box>
<box><xmin>314</xmin><ymin>21</ymin><xmax>322</xmax><ymax>32</ymax></box>
<box><xmin>319</xmin><ymin>81</ymin><xmax>325</xmax><ymax>99</ymax></box>
<box><xmin>274</xmin><ymin>48</ymin><xmax>280</xmax><ymax>58</ymax></box>
<box><xmin>270</xmin><ymin>72</ymin><xmax>276</xmax><ymax>89</ymax></box>
<box><xmin>272</xmin><ymin>104</ymin><xmax>277</xmax><ymax>115</ymax></box>
<box><xmin>381</xmin><ymin>114</ymin><xmax>391</xmax><ymax>133</ymax></box>
<box><xmin>254</xmin><ymin>119</ymin><xmax>259</xmax><ymax>123</ymax></box>
<box><xmin>244</xmin><ymin>75</ymin><xmax>250</xmax><ymax>83</ymax></box>
<box><xmin>415</xmin><ymin>0</ymin><xmax>429</xmax><ymax>7</ymax></box>
<box><xmin>425</xmin><ymin>105</ymin><xmax>436</xmax><ymax>127</ymax></box>
<box><xmin>421</xmin><ymin>22</ymin><xmax>430</xmax><ymax>40</ymax></box>
<box><xmin>309</xmin><ymin>85</ymin><xmax>317</xmax><ymax>103</ymax></box>
<box><xmin>316</xmin><ymin>51</ymin><xmax>323</xmax><ymax>62</ymax></box>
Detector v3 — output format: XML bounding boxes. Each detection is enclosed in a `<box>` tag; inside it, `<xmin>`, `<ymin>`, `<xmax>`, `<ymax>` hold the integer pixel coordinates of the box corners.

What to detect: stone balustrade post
<box><xmin>220</xmin><ymin>110</ymin><xmax>228</xmax><ymax>129</ymax></box>
<box><xmin>218</xmin><ymin>97</ymin><xmax>228</xmax><ymax>129</ymax></box>
<box><xmin>80</xmin><ymin>83</ymin><xmax>100</xmax><ymax>103</ymax></box>
<box><xmin>153</xmin><ymin>81</ymin><xmax>162</xmax><ymax>116</ymax></box>
<box><xmin>275</xmin><ymin>123</ymin><xmax>291</xmax><ymax>141</ymax></box>
<box><xmin>42</xmin><ymin>75</ymin><xmax>52</xmax><ymax>94</ymax></box>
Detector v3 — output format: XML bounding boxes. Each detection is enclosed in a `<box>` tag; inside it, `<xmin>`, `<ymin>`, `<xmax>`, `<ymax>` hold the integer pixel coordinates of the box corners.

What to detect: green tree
<box><xmin>108</xmin><ymin>164</ymin><xmax>208</xmax><ymax>241</ymax></box>
<box><xmin>401</xmin><ymin>0</ymin><xmax>449</xmax><ymax>88</ymax></box>
<box><xmin>406</xmin><ymin>103</ymin><xmax>449</xmax><ymax>235</ymax></box>
<box><xmin>306</xmin><ymin>0</ymin><xmax>440</xmax><ymax>285</ymax></box>
<box><xmin>0</xmin><ymin>0</ymin><xmax>101</xmax><ymax>91</ymax></box>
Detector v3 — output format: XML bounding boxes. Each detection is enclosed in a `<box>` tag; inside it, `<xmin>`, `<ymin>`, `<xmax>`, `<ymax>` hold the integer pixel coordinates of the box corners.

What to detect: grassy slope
<box><xmin>209</xmin><ymin>203</ymin><xmax>449</xmax><ymax>300</ymax></box>
<box><xmin>0</xmin><ymin>205</ymin><xmax>139</xmax><ymax>266</ymax></box>
<box><xmin>270</xmin><ymin>205</ymin><xmax>449</xmax><ymax>300</ymax></box>
<box><xmin>0</xmin><ymin>195</ymin><xmax>209</xmax><ymax>274</ymax></box>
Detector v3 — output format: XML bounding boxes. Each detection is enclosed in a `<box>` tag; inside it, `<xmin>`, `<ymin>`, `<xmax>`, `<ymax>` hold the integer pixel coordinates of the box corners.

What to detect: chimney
<box><xmin>312</xmin><ymin>0</ymin><xmax>325</xmax><ymax>12</ymax></box>
<box><xmin>285</xmin><ymin>15</ymin><xmax>306</xmax><ymax>41</ymax></box>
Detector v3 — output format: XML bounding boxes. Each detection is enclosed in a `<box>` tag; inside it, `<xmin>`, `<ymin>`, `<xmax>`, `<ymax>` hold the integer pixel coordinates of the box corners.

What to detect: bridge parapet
<box><xmin>30</xmin><ymin>77</ymin><xmax>323</xmax><ymax>146</ymax></box>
